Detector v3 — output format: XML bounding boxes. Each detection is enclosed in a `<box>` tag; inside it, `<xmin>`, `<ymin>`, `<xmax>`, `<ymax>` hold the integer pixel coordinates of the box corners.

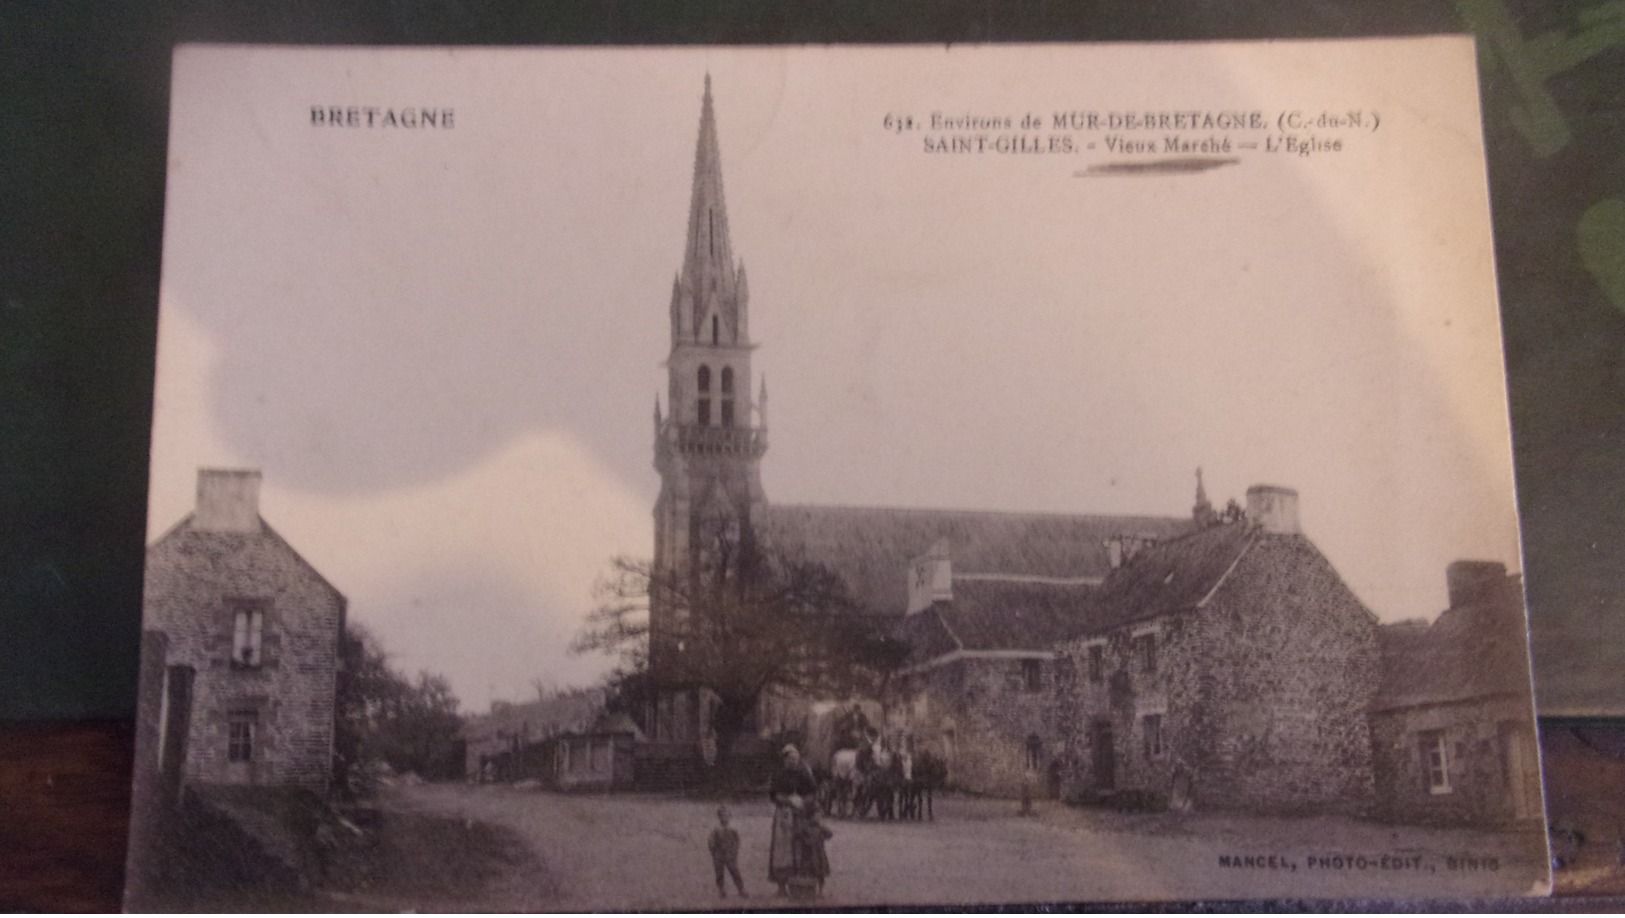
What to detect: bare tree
<box><xmin>573</xmin><ymin>526</ymin><xmax>904</xmax><ymax>776</ymax></box>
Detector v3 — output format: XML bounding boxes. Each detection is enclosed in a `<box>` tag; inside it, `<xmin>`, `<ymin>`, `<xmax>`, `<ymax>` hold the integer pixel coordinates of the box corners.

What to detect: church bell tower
<box><xmin>651</xmin><ymin>76</ymin><xmax>768</xmax><ymax>685</ymax></box>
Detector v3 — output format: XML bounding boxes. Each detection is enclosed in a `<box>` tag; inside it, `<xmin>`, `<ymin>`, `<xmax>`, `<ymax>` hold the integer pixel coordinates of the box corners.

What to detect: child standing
<box><xmin>708</xmin><ymin>805</ymin><xmax>747</xmax><ymax>899</ymax></box>
<box><xmin>794</xmin><ymin>799</ymin><xmax>833</xmax><ymax>897</ymax></box>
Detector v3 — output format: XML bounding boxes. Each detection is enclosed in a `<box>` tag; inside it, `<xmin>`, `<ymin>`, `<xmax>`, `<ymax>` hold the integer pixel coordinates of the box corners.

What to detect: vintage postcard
<box><xmin>125</xmin><ymin>40</ymin><xmax>1549</xmax><ymax>910</ymax></box>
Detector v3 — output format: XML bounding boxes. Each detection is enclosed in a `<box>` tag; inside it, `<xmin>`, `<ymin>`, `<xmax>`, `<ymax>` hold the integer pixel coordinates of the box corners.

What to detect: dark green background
<box><xmin>2</xmin><ymin>0</ymin><xmax>1620</xmax><ymax>720</ymax></box>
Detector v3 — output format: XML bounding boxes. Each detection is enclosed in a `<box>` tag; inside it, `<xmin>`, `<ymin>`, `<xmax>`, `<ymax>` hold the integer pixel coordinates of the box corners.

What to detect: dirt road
<box><xmin>390</xmin><ymin>783</ymin><xmax>1549</xmax><ymax>910</ymax></box>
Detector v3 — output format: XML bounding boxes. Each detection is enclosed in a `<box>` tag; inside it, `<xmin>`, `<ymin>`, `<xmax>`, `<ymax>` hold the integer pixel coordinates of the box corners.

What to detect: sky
<box><xmin>147</xmin><ymin>40</ymin><xmax>1523</xmax><ymax>712</ymax></box>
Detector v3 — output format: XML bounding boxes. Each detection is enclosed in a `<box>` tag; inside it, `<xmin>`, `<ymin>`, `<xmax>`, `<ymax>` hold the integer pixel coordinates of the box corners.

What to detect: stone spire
<box><xmin>681</xmin><ymin>74</ymin><xmax>737</xmax><ymax>304</ymax></box>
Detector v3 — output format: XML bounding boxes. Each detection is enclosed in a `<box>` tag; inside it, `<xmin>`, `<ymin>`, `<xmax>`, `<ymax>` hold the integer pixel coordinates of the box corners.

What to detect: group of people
<box><xmin>706</xmin><ymin>744</ymin><xmax>834</xmax><ymax>900</ymax></box>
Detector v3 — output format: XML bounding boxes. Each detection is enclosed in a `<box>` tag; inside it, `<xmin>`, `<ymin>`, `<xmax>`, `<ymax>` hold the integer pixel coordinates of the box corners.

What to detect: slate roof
<box><xmin>1373</xmin><ymin>578</ymin><xmax>1534</xmax><ymax>712</ymax></box>
<box><xmin>758</xmin><ymin>503</ymin><xmax>1189</xmax><ymax>616</ymax></box>
<box><xmin>1076</xmin><ymin>520</ymin><xmax>1259</xmax><ymax>635</ymax></box>
<box><xmin>895</xmin><ymin>578</ymin><xmax>1097</xmax><ymax>666</ymax></box>
<box><xmin>149</xmin><ymin>514</ymin><xmax>348</xmax><ymax>607</ymax></box>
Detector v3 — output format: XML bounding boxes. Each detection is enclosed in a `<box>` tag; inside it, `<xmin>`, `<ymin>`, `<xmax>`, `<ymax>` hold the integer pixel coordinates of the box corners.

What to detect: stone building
<box><xmin>141</xmin><ymin>469</ymin><xmax>346</xmax><ymax>791</ymax></box>
<box><xmin>1369</xmin><ymin>561</ymin><xmax>1543</xmax><ymax>825</ymax></box>
<box><xmin>885</xmin><ymin>535</ymin><xmax>1153</xmax><ymax>797</ymax></box>
<box><xmin>1052</xmin><ymin>486</ymin><xmax>1382</xmax><ymax>815</ymax></box>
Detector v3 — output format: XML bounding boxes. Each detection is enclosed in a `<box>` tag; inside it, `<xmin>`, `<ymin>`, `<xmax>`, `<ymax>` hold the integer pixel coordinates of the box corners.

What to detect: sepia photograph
<box><xmin>124</xmin><ymin>40</ymin><xmax>1549</xmax><ymax>910</ymax></box>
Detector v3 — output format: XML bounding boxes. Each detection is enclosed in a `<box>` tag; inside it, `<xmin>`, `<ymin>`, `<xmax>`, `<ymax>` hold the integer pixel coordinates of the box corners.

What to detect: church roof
<box><xmin>1373</xmin><ymin>579</ymin><xmax>1534</xmax><ymax>712</ymax></box>
<box><xmin>758</xmin><ymin>503</ymin><xmax>1189</xmax><ymax>617</ymax></box>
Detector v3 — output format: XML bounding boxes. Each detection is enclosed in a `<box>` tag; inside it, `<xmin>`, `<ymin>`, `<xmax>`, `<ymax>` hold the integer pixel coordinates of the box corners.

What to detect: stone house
<box><xmin>141</xmin><ymin>469</ymin><xmax>346</xmax><ymax>791</ymax></box>
<box><xmin>886</xmin><ymin>540</ymin><xmax>1094</xmax><ymax>797</ymax></box>
<box><xmin>1052</xmin><ymin>486</ymin><xmax>1382</xmax><ymax>816</ymax></box>
<box><xmin>1369</xmin><ymin>561</ymin><xmax>1543</xmax><ymax>825</ymax></box>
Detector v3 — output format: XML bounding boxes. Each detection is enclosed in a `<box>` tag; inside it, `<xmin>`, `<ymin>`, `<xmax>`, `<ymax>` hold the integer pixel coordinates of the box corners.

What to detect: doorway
<box><xmin>1090</xmin><ymin>719</ymin><xmax>1116</xmax><ymax>791</ymax></box>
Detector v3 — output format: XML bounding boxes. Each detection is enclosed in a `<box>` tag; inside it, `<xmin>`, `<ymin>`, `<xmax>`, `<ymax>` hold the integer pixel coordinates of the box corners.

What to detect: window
<box><xmin>711</xmin><ymin>314</ymin><xmax>719</xmax><ymax>344</ymax></box>
<box><xmin>696</xmin><ymin>365</ymin><xmax>712</xmax><ymax>426</ymax></box>
<box><xmin>1025</xmin><ymin>735</ymin><xmax>1043</xmax><ymax>771</ymax></box>
<box><xmin>227</xmin><ymin>711</ymin><xmax>257</xmax><ymax>763</ymax></box>
<box><xmin>720</xmin><ymin>367</ymin><xmax>735</xmax><ymax>427</ymax></box>
<box><xmin>1087</xmin><ymin>645</ymin><xmax>1104</xmax><ymax>683</ymax></box>
<box><xmin>1133</xmin><ymin>633</ymin><xmax>1157</xmax><ymax>675</ymax></box>
<box><xmin>232</xmin><ymin>605</ymin><xmax>264</xmax><ymax>667</ymax></box>
<box><xmin>1021</xmin><ymin>659</ymin><xmax>1043</xmax><ymax>692</ymax></box>
<box><xmin>1142</xmin><ymin>714</ymin><xmax>1163</xmax><ymax>760</ymax></box>
<box><xmin>591</xmin><ymin>738</ymin><xmax>610</xmax><ymax>772</ymax></box>
<box><xmin>1420</xmin><ymin>731</ymin><xmax>1451</xmax><ymax>794</ymax></box>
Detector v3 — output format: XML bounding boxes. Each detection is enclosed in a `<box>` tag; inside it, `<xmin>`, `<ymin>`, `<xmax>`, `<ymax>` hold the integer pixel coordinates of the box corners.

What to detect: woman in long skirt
<box><xmin>767</xmin><ymin>744</ymin><xmax>818</xmax><ymax>895</ymax></box>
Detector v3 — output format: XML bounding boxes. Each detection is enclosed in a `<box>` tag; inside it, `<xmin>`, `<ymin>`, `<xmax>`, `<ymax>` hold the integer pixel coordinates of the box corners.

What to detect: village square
<box><xmin>124</xmin><ymin>49</ymin><xmax>1551</xmax><ymax>910</ymax></box>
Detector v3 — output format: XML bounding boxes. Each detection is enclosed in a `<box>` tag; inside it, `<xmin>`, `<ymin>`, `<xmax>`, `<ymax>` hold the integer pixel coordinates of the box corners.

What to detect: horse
<box><xmin>900</xmin><ymin>749</ymin><xmax>945</xmax><ymax>821</ymax></box>
<box><xmin>822</xmin><ymin>748</ymin><xmax>862</xmax><ymax>818</ymax></box>
<box><xmin>869</xmin><ymin>738</ymin><xmax>899</xmax><ymax>820</ymax></box>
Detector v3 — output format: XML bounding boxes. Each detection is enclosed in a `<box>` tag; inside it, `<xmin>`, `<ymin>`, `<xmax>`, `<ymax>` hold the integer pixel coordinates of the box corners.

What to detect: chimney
<box><xmin>1446</xmin><ymin>560</ymin><xmax>1508</xmax><ymax>609</ymax></box>
<box><xmin>906</xmin><ymin>538</ymin><xmax>954</xmax><ymax>615</ymax></box>
<box><xmin>1245</xmin><ymin>484</ymin><xmax>1300</xmax><ymax>535</ymax></box>
<box><xmin>194</xmin><ymin>468</ymin><xmax>262</xmax><ymax>532</ymax></box>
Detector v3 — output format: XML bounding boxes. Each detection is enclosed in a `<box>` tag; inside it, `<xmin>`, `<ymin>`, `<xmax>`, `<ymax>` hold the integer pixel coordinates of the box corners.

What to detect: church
<box><xmin>641</xmin><ymin>77</ymin><xmax>1194</xmax><ymax>752</ymax></box>
<box><xmin>635</xmin><ymin>79</ymin><xmax>1530</xmax><ymax>822</ymax></box>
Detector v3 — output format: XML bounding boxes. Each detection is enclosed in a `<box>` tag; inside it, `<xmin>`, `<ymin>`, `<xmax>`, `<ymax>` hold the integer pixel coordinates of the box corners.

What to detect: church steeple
<box><xmin>673</xmin><ymin>73</ymin><xmax>746</xmax><ymax>348</ymax></box>
<box><xmin>662</xmin><ymin>77</ymin><xmax>758</xmax><ymax>430</ymax></box>
<box><xmin>683</xmin><ymin>76</ymin><xmax>734</xmax><ymax>285</ymax></box>
<box><xmin>650</xmin><ymin>76</ymin><xmax>769</xmax><ymax>703</ymax></box>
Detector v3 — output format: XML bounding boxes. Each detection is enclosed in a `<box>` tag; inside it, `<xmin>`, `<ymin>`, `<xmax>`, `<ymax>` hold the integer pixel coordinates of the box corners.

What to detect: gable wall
<box><xmin>143</xmin><ymin>528</ymin><xmax>344</xmax><ymax>791</ymax></box>
<box><xmin>1190</xmin><ymin>535</ymin><xmax>1380</xmax><ymax>814</ymax></box>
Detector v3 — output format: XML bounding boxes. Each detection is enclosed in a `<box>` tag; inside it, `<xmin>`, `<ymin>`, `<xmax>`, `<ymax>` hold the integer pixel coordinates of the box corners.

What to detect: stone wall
<box><xmin>1184</xmin><ymin>535</ymin><xmax>1380</xmax><ymax>814</ymax></box>
<box><xmin>1055</xmin><ymin>534</ymin><xmax>1380</xmax><ymax>815</ymax></box>
<box><xmin>1054</xmin><ymin>616</ymin><xmax>1182</xmax><ymax>805</ymax></box>
<box><xmin>1370</xmin><ymin>696</ymin><xmax>1542</xmax><ymax>826</ymax></box>
<box><xmin>143</xmin><ymin>524</ymin><xmax>344</xmax><ymax>791</ymax></box>
<box><xmin>887</xmin><ymin>655</ymin><xmax>1057</xmax><ymax>797</ymax></box>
